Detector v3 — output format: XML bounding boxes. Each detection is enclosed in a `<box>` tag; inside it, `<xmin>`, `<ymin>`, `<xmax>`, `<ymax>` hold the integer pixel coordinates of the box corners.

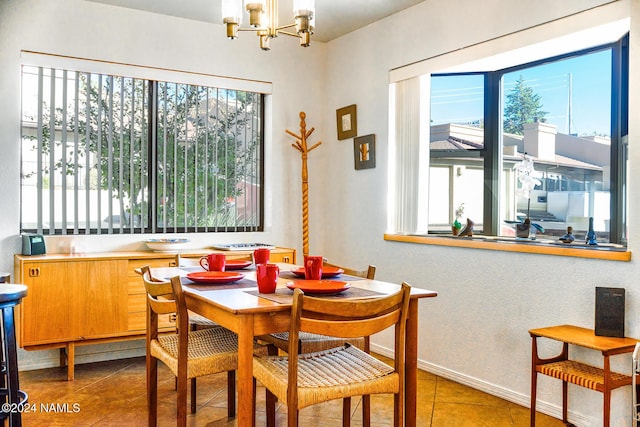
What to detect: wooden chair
<box><xmin>324</xmin><ymin>262</ymin><xmax>377</xmax><ymax>281</ymax></box>
<box><xmin>141</xmin><ymin>266</ymin><xmax>240</xmax><ymax>426</ymax></box>
<box><xmin>173</xmin><ymin>254</ymin><xmax>221</xmax><ymax>330</ymax></box>
<box><xmin>258</xmin><ymin>262</ymin><xmax>376</xmax><ymax>425</ymax></box>
<box><xmin>137</xmin><ymin>265</ymin><xmax>216</xmax><ymax>414</ymax></box>
<box><xmin>260</xmin><ymin>263</ymin><xmax>376</xmax><ymax>353</ymax></box>
<box><xmin>253</xmin><ymin>282</ymin><xmax>411</xmax><ymax>427</ymax></box>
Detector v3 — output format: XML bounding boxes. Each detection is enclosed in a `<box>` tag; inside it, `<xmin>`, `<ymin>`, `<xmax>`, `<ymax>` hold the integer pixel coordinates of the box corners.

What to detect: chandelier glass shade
<box><xmin>222</xmin><ymin>0</ymin><xmax>315</xmax><ymax>50</ymax></box>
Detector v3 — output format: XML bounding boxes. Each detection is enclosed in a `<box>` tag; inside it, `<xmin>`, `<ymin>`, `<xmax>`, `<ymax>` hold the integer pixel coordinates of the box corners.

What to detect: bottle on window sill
<box><xmin>585</xmin><ymin>217</ymin><xmax>598</xmax><ymax>245</ymax></box>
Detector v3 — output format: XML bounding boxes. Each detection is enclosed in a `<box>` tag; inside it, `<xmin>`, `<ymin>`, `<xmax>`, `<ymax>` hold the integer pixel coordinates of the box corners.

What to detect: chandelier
<box><xmin>221</xmin><ymin>0</ymin><xmax>315</xmax><ymax>50</ymax></box>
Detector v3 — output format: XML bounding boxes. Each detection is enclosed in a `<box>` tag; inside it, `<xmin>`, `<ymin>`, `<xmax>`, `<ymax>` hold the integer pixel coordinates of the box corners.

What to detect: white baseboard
<box><xmin>18</xmin><ymin>341</ymin><xmax>146</xmax><ymax>372</ymax></box>
<box><xmin>369</xmin><ymin>343</ymin><xmax>594</xmax><ymax>427</ymax></box>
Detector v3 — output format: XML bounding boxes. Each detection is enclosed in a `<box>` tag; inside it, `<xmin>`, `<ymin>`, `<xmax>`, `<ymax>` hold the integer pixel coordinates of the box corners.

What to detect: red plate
<box><xmin>290</xmin><ymin>266</ymin><xmax>344</xmax><ymax>278</ymax></box>
<box><xmin>224</xmin><ymin>260</ymin><xmax>252</xmax><ymax>270</ymax></box>
<box><xmin>286</xmin><ymin>280</ymin><xmax>350</xmax><ymax>295</ymax></box>
<box><xmin>186</xmin><ymin>271</ymin><xmax>245</xmax><ymax>284</ymax></box>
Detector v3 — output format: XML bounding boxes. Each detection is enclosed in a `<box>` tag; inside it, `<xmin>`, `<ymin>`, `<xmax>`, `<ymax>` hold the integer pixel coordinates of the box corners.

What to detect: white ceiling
<box><xmin>86</xmin><ymin>0</ymin><xmax>426</xmax><ymax>43</ymax></box>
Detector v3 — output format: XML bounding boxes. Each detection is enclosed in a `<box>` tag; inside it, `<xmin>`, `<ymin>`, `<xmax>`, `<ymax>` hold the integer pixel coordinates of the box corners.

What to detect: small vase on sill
<box><xmin>516</xmin><ymin>218</ymin><xmax>532</xmax><ymax>239</ymax></box>
<box><xmin>452</xmin><ymin>219</ymin><xmax>462</xmax><ymax>236</ymax></box>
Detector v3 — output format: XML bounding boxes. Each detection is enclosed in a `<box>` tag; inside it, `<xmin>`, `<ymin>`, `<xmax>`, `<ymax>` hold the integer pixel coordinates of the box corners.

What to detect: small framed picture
<box><xmin>354</xmin><ymin>134</ymin><xmax>375</xmax><ymax>170</ymax></box>
<box><xmin>336</xmin><ymin>104</ymin><xmax>357</xmax><ymax>140</ymax></box>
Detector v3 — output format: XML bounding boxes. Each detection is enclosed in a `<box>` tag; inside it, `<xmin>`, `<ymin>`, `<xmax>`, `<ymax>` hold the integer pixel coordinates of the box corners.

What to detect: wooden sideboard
<box><xmin>14</xmin><ymin>247</ymin><xmax>295</xmax><ymax>380</ymax></box>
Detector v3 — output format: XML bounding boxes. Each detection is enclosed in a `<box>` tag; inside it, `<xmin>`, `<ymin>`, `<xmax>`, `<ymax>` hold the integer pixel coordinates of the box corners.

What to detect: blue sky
<box><xmin>431</xmin><ymin>48</ymin><xmax>612</xmax><ymax>137</ymax></box>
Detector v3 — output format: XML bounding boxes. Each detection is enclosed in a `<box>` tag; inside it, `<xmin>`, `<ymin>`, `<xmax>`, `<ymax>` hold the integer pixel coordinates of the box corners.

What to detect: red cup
<box><xmin>200</xmin><ymin>253</ymin><xmax>226</xmax><ymax>271</ymax></box>
<box><xmin>304</xmin><ymin>256</ymin><xmax>323</xmax><ymax>280</ymax></box>
<box><xmin>253</xmin><ymin>248</ymin><xmax>270</xmax><ymax>265</ymax></box>
<box><xmin>256</xmin><ymin>263</ymin><xmax>279</xmax><ymax>293</ymax></box>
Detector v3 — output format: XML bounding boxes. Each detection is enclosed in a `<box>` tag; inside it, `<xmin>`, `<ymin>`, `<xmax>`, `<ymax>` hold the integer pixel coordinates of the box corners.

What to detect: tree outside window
<box><xmin>20</xmin><ymin>66</ymin><xmax>263</xmax><ymax>234</ymax></box>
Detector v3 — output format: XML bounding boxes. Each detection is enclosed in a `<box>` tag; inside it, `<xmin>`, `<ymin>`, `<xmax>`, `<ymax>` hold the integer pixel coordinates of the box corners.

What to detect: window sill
<box><xmin>383</xmin><ymin>234</ymin><xmax>631</xmax><ymax>262</ymax></box>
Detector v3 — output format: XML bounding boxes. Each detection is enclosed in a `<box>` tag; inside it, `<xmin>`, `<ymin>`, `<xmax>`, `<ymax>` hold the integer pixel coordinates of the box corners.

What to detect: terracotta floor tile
<box><xmin>509</xmin><ymin>403</ymin><xmax>566</xmax><ymax>427</ymax></box>
<box><xmin>432</xmin><ymin>401</ymin><xmax>515</xmax><ymax>427</ymax></box>
<box><xmin>435</xmin><ymin>377</ymin><xmax>511</xmax><ymax>407</ymax></box>
<box><xmin>16</xmin><ymin>355</ymin><xmax>564</xmax><ymax>426</ymax></box>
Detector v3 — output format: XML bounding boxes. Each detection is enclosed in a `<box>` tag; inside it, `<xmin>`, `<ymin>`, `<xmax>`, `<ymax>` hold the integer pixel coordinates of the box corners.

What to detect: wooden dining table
<box><xmin>151</xmin><ymin>263</ymin><xmax>437</xmax><ymax>426</ymax></box>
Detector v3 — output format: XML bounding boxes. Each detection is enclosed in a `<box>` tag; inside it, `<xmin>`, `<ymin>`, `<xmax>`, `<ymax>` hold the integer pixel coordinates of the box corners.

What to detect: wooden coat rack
<box><xmin>286</xmin><ymin>112</ymin><xmax>321</xmax><ymax>257</ymax></box>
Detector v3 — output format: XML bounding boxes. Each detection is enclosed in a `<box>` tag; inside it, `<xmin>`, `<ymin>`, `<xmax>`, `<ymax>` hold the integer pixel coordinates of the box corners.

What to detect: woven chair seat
<box><xmin>253</xmin><ymin>343</ymin><xmax>398</xmax><ymax>409</ymax></box>
<box><xmin>264</xmin><ymin>331</ymin><xmax>365</xmax><ymax>353</ymax></box>
<box><xmin>537</xmin><ymin>360</ymin><xmax>630</xmax><ymax>391</ymax></box>
<box><xmin>169</xmin><ymin>311</ymin><xmax>219</xmax><ymax>327</ymax></box>
<box><xmin>151</xmin><ymin>326</ymin><xmax>239</xmax><ymax>379</ymax></box>
<box><xmin>188</xmin><ymin>311</ymin><xmax>218</xmax><ymax>327</ymax></box>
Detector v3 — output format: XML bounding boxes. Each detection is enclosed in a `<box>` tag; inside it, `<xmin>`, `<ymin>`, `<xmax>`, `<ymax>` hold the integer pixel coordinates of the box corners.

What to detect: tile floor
<box><xmin>16</xmin><ymin>356</ymin><xmax>565</xmax><ymax>426</ymax></box>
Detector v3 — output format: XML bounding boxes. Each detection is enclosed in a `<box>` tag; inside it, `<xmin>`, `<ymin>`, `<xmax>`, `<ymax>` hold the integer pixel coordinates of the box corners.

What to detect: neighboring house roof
<box><xmin>430</xmin><ymin>136</ymin><xmax>484</xmax><ymax>150</ymax></box>
<box><xmin>516</xmin><ymin>153</ymin><xmax>601</xmax><ymax>171</ymax></box>
<box><xmin>430</xmin><ymin>124</ymin><xmax>602</xmax><ymax>171</ymax></box>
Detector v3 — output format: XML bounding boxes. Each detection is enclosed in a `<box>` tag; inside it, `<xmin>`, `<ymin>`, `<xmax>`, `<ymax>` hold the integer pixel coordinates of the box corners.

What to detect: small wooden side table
<box><xmin>529</xmin><ymin>325</ymin><xmax>639</xmax><ymax>427</ymax></box>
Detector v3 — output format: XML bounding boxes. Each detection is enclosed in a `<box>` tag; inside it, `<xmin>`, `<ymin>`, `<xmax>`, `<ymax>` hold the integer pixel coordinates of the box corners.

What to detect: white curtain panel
<box><xmin>389</xmin><ymin>76</ymin><xmax>429</xmax><ymax>234</ymax></box>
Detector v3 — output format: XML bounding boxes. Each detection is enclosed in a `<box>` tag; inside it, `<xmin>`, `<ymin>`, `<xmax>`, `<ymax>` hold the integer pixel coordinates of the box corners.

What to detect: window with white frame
<box><xmin>20</xmin><ymin>59</ymin><xmax>265</xmax><ymax>235</ymax></box>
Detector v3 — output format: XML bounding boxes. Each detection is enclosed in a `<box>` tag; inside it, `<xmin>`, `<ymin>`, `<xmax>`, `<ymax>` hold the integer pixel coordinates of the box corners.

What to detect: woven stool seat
<box><xmin>537</xmin><ymin>360</ymin><xmax>630</xmax><ymax>391</ymax></box>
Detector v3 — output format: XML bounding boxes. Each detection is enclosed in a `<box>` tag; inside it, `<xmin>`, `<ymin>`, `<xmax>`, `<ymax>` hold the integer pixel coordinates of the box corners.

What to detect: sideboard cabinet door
<box><xmin>19</xmin><ymin>261</ymin><xmax>73</xmax><ymax>345</ymax></box>
<box><xmin>17</xmin><ymin>259</ymin><xmax>128</xmax><ymax>346</ymax></box>
<box><xmin>74</xmin><ymin>260</ymin><xmax>128</xmax><ymax>338</ymax></box>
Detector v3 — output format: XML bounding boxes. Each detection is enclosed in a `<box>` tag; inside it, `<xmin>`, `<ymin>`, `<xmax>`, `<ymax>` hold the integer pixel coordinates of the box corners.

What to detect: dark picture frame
<box><xmin>336</xmin><ymin>104</ymin><xmax>357</xmax><ymax>140</ymax></box>
<box><xmin>354</xmin><ymin>134</ymin><xmax>375</xmax><ymax>170</ymax></box>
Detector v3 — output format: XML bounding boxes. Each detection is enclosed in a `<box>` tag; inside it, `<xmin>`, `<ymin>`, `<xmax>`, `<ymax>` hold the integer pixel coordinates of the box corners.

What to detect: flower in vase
<box><xmin>452</xmin><ymin>203</ymin><xmax>464</xmax><ymax>234</ymax></box>
<box><xmin>509</xmin><ymin>154</ymin><xmax>545</xmax><ymax>237</ymax></box>
<box><xmin>514</xmin><ymin>154</ymin><xmax>542</xmax><ymax>209</ymax></box>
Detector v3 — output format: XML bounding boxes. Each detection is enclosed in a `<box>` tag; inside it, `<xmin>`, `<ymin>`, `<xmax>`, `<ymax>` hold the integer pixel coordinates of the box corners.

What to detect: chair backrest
<box><xmin>291</xmin><ymin>283</ymin><xmax>409</xmax><ymax>343</ymax></box>
<box><xmin>141</xmin><ymin>265</ymin><xmax>175</xmax><ymax>314</ymax></box>
<box><xmin>140</xmin><ymin>266</ymin><xmax>190</xmax><ymax>343</ymax></box>
<box><xmin>141</xmin><ymin>266</ymin><xmax>173</xmax><ymax>344</ymax></box>
<box><xmin>175</xmin><ymin>254</ymin><xmax>199</xmax><ymax>267</ymax></box>
<box><xmin>324</xmin><ymin>262</ymin><xmax>376</xmax><ymax>279</ymax></box>
<box><xmin>168</xmin><ymin>276</ymin><xmax>190</xmax><ymax>335</ymax></box>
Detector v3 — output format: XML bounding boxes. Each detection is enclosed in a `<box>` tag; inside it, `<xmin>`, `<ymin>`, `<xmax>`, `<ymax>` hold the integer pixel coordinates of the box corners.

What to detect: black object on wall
<box><xmin>595</xmin><ymin>287</ymin><xmax>625</xmax><ymax>338</ymax></box>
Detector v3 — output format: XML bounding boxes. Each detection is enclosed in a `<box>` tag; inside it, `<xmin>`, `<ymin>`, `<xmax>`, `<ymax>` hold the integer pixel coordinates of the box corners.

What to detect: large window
<box><xmin>21</xmin><ymin>64</ymin><xmax>264</xmax><ymax>235</ymax></box>
<box><xmin>427</xmin><ymin>36</ymin><xmax>628</xmax><ymax>244</ymax></box>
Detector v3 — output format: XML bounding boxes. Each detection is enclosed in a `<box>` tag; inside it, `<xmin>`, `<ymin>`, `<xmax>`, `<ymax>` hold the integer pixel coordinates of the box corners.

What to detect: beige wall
<box><xmin>320</xmin><ymin>0</ymin><xmax>637</xmax><ymax>425</ymax></box>
<box><xmin>0</xmin><ymin>0</ymin><xmax>326</xmax><ymax>368</ymax></box>
<box><xmin>1</xmin><ymin>0</ymin><xmax>638</xmax><ymax>424</ymax></box>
